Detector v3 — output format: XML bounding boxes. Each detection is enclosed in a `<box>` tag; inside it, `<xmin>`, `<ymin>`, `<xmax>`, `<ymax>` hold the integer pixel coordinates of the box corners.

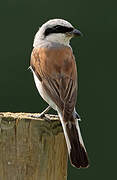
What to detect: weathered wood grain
<box><xmin>0</xmin><ymin>112</ymin><xmax>68</xmax><ymax>180</ymax></box>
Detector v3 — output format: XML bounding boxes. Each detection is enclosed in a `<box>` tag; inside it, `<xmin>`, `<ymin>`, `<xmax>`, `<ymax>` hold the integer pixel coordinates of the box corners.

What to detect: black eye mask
<box><xmin>44</xmin><ymin>25</ymin><xmax>74</xmax><ymax>36</ymax></box>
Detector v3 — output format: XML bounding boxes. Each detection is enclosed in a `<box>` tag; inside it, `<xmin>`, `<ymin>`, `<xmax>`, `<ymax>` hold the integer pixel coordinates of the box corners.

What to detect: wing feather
<box><xmin>30</xmin><ymin>47</ymin><xmax>77</xmax><ymax>115</ymax></box>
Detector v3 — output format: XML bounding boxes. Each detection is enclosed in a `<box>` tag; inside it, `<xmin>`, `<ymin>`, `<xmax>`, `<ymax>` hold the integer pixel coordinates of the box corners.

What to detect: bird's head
<box><xmin>33</xmin><ymin>19</ymin><xmax>82</xmax><ymax>47</ymax></box>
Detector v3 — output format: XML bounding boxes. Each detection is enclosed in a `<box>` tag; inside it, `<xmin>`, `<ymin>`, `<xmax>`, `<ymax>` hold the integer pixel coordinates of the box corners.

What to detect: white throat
<box><xmin>45</xmin><ymin>33</ymin><xmax>71</xmax><ymax>46</ymax></box>
<box><xmin>33</xmin><ymin>31</ymin><xmax>71</xmax><ymax>48</ymax></box>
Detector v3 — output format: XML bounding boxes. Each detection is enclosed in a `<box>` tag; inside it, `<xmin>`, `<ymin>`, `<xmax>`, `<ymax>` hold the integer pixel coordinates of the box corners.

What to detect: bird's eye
<box><xmin>44</xmin><ymin>28</ymin><xmax>53</xmax><ymax>36</ymax></box>
<box><xmin>44</xmin><ymin>25</ymin><xmax>74</xmax><ymax>36</ymax></box>
<box><xmin>53</xmin><ymin>25</ymin><xmax>73</xmax><ymax>33</ymax></box>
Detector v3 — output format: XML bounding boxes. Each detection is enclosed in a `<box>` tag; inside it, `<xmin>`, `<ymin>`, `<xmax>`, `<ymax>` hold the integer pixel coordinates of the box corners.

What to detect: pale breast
<box><xmin>32</xmin><ymin>68</ymin><xmax>58</xmax><ymax>111</ymax></box>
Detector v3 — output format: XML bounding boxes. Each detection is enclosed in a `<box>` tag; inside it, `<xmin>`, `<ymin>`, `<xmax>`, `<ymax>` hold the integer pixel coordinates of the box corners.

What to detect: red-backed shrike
<box><xmin>30</xmin><ymin>19</ymin><xmax>89</xmax><ymax>168</ymax></box>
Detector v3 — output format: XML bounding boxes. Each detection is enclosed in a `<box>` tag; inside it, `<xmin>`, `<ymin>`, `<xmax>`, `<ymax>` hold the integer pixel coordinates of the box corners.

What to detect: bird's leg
<box><xmin>29</xmin><ymin>106</ymin><xmax>51</xmax><ymax>119</ymax></box>
<box><xmin>37</xmin><ymin>105</ymin><xmax>51</xmax><ymax>118</ymax></box>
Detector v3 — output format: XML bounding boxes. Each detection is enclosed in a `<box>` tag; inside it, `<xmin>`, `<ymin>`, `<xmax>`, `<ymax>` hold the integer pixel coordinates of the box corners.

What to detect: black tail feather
<box><xmin>66</xmin><ymin>122</ymin><xmax>89</xmax><ymax>168</ymax></box>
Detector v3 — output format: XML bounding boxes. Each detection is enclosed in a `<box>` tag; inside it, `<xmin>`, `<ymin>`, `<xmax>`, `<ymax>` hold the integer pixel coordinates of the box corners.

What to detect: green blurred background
<box><xmin>1</xmin><ymin>0</ymin><xmax>116</xmax><ymax>179</ymax></box>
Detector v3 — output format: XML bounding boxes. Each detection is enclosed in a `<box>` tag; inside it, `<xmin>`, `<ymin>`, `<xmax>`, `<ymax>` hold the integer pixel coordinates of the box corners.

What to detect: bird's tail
<box><xmin>58</xmin><ymin>112</ymin><xmax>89</xmax><ymax>168</ymax></box>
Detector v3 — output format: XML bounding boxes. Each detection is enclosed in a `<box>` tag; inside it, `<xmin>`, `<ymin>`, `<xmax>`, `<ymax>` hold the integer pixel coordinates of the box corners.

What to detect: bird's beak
<box><xmin>72</xmin><ymin>29</ymin><xmax>83</xmax><ymax>37</ymax></box>
<box><xmin>67</xmin><ymin>29</ymin><xmax>83</xmax><ymax>37</ymax></box>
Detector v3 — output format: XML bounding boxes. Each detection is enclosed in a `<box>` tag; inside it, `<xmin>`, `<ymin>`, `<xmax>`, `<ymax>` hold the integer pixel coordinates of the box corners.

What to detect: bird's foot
<box><xmin>73</xmin><ymin>109</ymin><xmax>81</xmax><ymax>121</ymax></box>
<box><xmin>75</xmin><ymin>112</ymin><xmax>81</xmax><ymax>121</ymax></box>
<box><xmin>28</xmin><ymin>106</ymin><xmax>52</xmax><ymax>122</ymax></box>
<box><xmin>28</xmin><ymin>113</ymin><xmax>45</xmax><ymax>119</ymax></box>
<box><xmin>29</xmin><ymin>113</ymin><xmax>51</xmax><ymax>122</ymax></box>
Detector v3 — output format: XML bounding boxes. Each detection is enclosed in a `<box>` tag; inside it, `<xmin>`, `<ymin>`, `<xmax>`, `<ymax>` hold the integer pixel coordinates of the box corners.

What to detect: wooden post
<box><xmin>0</xmin><ymin>112</ymin><xmax>68</xmax><ymax>180</ymax></box>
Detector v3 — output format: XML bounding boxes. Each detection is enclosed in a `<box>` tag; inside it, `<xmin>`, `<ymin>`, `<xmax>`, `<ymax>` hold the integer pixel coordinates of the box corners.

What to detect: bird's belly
<box><xmin>33</xmin><ymin>71</ymin><xmax>57</xmax><ymax>111</ymax></box>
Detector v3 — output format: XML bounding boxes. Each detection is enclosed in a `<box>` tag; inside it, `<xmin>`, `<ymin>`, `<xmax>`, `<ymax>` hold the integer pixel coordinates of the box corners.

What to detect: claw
<box><xmin>28</xmin><ymin>114</ymin><xmax>51</xmax><ymax>122</ymax></box>
<box><xmin>73</xmin><ymin>109</ymin><xmax>81</xmax><ymax>121</ymax></box>
<box><xmin>28</xmin><ymin>105</ymin><xmax>51</xmax><ymax>119</ymax></box>
<box><xmin>75</xmin><ymin>112</ymin><xmax>81</xmax><ymax>120</ymax></box>
<box><xmin>28</xmin><ymin>113</ymin><xmax>45</xmax><ymax>119</ymax></box>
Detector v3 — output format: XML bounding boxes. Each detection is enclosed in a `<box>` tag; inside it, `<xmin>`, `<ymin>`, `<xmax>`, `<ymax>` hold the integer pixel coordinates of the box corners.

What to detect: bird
<box><xmin>29</xmin><ymin>19</ymin><xmax>89</xmax><ymax>168</ymax></box>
